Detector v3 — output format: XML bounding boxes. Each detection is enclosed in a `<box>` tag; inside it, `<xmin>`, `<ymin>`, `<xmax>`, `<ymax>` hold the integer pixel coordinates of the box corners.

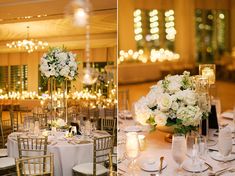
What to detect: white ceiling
<box><xmin>0</xmin><ymin>0</ymin><xmax>117</xmax><ymax>53</ymax></box>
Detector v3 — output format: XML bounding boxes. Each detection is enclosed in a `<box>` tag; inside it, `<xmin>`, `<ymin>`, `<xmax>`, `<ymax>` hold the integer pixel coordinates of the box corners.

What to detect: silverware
<box><xmin>209</xmin><ymin>148</ymin><xmax>235</xmax><ymax>154</ymax></box>
<box><xmin>208</xmin><ymin>167</ymin><xmax>230</xmax><ymax>176</ymax></box>
<box><xmin>204</xmin><ymin>162</ymin><xmax>213</xmax><ymax>171</ymax></box>
<box><xmin>159</xmin><ymin>156</ymin><xmax>164</xmax><ymax>174</ymax></box>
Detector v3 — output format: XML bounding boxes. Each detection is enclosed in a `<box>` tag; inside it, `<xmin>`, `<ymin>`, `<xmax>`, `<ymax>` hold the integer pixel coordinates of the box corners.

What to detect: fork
<box><xmin>208</xmin><ymin>167</ymin><xmax>230</xmax><ymax>176</ymax></box>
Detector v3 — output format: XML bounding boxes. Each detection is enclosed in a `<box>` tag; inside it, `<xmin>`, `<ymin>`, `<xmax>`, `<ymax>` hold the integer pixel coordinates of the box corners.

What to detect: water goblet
<box><xmin>195</xmin><ymin>135</ymin><xmax>207</xmax><ymax>173</ymax></box>
<box><xmin>218</xmin><ymin>126</ymin><xmax>232</xmax><ymax>162</ymax></box>
<box><xmin>172</xmin><ymin>133</ymin><xmax>187</xmax><ymax>175</ymax></box>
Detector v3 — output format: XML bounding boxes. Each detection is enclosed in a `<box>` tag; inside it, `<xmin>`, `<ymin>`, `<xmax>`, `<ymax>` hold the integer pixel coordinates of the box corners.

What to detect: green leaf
<box><xmin>166</xmin><ymin>118</ymin><xmax>176</xmax><ymax>126</ymax></box>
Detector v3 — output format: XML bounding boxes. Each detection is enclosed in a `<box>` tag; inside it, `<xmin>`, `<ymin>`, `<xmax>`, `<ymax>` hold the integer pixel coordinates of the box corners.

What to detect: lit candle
<box><xmin>199</xmin><ymin>64</ymin><xmax>216</xmax><ymax>85</ymax></box>
<box><xmin>125</xmin><ymin>132</ymin><xmax>140</xmax><ymax>158</ymax></box>
<box><xmin>202</xmin><ymin>67</ymin><xmax>215</xmax><ymax>84</ymax></box>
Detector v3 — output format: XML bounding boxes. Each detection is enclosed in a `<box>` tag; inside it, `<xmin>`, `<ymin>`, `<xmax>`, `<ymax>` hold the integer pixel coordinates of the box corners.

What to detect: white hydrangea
<box><xmin>177</xmin><ymin>106</ymin><xmax>202</xmax><ymax>126</ymax></box>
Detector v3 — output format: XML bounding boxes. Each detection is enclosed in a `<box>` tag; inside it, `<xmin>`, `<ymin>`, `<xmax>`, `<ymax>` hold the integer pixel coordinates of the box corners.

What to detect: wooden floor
<box><xmin>119</xmin><ymin>81</ymin><xmax>235</xmax><ymax>112</ymax></box>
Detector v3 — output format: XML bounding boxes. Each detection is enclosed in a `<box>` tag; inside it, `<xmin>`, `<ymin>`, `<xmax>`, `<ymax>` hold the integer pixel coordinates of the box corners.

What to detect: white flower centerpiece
<box><xmin>134</xmin><ymin>71</ymin><xmax>210</xmax><ymax>134</ymax></box>
<box><xmin>40</xmin><ymin>47</ymin><xmax>79</xmax><ymax>124</ymax></box>
<box><xmin>40</xmin><ymin>47</ymin><xmax>78</xmax><ymax>82</ymax></box>
<box><xmin>50</xmin><ymin>118</ymin><xmax>68</xmax><ymax>128</ymax></box>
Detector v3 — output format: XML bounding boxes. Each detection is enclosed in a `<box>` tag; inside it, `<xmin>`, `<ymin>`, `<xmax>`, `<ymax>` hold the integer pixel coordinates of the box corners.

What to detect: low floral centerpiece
<box><xmin>40</xmin><ymin>47</ymin><xmax>78</xmax><ymax>82</ymax></box>
<box><xmin>134</xmin><ymin>71</ymin><xmax>210</xmax><ymax>134</ymax></box>
<box><xmin>50</xmin><ymin>118</ymin><xmax>69</xmax><ymax>130</ymax></box>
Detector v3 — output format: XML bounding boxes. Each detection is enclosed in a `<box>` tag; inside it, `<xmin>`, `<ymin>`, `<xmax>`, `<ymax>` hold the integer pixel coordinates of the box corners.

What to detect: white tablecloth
<box><xmin>7</xmin><ymin>131</ymin><xmax>109</xmax><ymax>176</ymax></box>
<box><xmin>118</xmin><ymin>115</ymin><xmax>235</xmax><ymax>176</ymax></box>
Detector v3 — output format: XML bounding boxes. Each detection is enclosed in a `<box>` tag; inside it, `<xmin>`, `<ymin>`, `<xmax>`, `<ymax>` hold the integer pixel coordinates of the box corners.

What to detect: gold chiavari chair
<box><xmin>104</xmin><ymin>107</ymin><xmax>117</xmax><ymax>120</ymax></box>
<box><xmin>17</xmin><ymin>136</ymin><xmax>48</xmax><ymax>159</ymax></box>
<box><xmin>16</xmin><ymin>154</ymin><xmax>54</xmax><ymax>176</ymax></box>
<box><xmin>0</xmin><ymin>106</ymin><xmax>16</xmax><ymax>175</ymax></box>
<box><xmin>101</xmin><ymin>118</ymin><xmax>116</xmax><ymax>136</ymax></box>
<box><xmin>73</xmin><ymin>135</ymin><xmax>113</xmax><ymax>176</ymax></box>
<box><xmin>0</xmin><ymin>105</ymin><xmax>13</xmax><ymax>153</ymax></box>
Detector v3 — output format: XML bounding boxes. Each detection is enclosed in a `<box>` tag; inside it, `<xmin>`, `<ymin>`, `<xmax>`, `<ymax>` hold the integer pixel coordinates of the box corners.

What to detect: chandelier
<box><xmin>6</xmin><ymin>26</ymin><xmax>48</xmax><ymax>53</ymax></box>
<box><xmin>81</xmin><ymin>0</ymin><xmax>98</xmax><ymax>85</ymax></box>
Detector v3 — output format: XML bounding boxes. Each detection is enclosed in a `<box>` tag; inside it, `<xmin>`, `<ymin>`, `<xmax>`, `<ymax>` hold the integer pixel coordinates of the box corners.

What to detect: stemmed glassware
<box><xmin>125</xmin><ymin>132</ymin><xmax>140</xmax><ymax>175</ymax></box>
<box><xmin>218</xmin><ymin>126</ymin><xmax>233</xmax><ymax>162</ymax></box>
<box><xmin>195</xmin><ymin>135</ymin><xmax>207</xmax><ymax>173</ymax></box>
<box><xmin>186</xmin><ymin>132</ymin><xmax>198</xmax><ymax>166</ymax></box>
<box><xmin>172</xmin><ymin>133</ymin><xmax>187</xmax><ymax>175</ymax></box>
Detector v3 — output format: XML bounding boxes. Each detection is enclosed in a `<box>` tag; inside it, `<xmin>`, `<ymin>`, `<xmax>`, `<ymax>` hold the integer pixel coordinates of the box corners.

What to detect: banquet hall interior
<box><xmin>0</xmin><ymin>0</ymin><xmax>117</xmax><ymax>176</ymax></box>
<box><xmin>119</xmin><ymin>0</ymin><xmax>235</xmax><ymax>111</ymax></box>
<box><xmin>118</xmin><ymin>0</ymin><xmax>235</xmax><ymax>175</ymax></box>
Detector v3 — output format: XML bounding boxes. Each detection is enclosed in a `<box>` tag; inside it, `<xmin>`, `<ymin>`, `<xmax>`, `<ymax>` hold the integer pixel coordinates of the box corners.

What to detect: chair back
<box><xmin>0</xmin><ymin>105</ymin><xmax>13</xmax><ymax>148</ymax></box>
<box><xmin>17</xmin><ymin>136</ymin><xmax>48</xmax><ymax>159</ymax></box>
<box><xmin>101</xmin><ymin>118</ymin><xmax>116</xmax><ymax>135</ymax></box>
<box><xmin>93</xmin><ymin>136</ymin><xmax>113</xmax><ymax>175</ymax></box>
<box><xmin>16</xmin><ymin>154</ymin><xmax>54</xmax><ymax>176</ymax></box>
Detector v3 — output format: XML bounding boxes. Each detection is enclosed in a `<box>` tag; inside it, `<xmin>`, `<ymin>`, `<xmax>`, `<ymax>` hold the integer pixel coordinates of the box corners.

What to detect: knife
<box><xmin>159</xmin><ymin>156</ymin><xmax>164</xmax><ymax>174</ymax></box>
<box><xmin>209</xmin><ymin>148</ymin><xmax>235</xmax><ymax>154</ymax></box>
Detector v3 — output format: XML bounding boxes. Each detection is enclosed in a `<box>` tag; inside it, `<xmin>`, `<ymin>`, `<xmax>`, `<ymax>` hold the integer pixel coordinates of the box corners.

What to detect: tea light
<box><xmin>125</xmin><ymin>132</ymin><xmax>140</xmax><ymax>159</ymax></box>
<box><xmin>138</xmin><ymin>134</ymin><xmax>146</xmax><ymax>151</ymax></box>
<box><xmin>199</xmin><ymin>64</ymin><xmax>216</xmax><ymax>85</ymax></box>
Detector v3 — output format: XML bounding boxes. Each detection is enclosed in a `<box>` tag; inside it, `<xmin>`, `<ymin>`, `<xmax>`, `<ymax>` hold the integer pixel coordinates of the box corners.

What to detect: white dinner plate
<box><xmin>182</xmin><ymin>159</ymin><xmax>209</xmax><ymax>173</ymax></box>
<box><xmin>124</xmin><ymin>126</ymin><xmax>142</xmax><ymax>132</ymax></box>
<box><xmin>138</xmin><ymin>158</ymin><xmax>167</xmax><ymax>172</ymax></box>
<box><xmin>221</xmin><ymin>111</ymin><xmax>233</xmax><ymax>119</ymax></box>
<box><xmin>210</xmin><ymin>151</ymin><xmax>235</xmax><ymax>162</ymax></box>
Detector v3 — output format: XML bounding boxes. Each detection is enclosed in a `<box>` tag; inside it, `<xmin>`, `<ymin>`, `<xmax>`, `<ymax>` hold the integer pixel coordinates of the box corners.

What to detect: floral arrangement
<box><xmin>50</xmin><ymin>118</ymin><xmax>68</xmax><ymax>128</ymax></box>
<box><xmin>134</xmin><ymin>71</ymin><xmax>210</xmax><ymax>134</ymax></box>
<box><xmin>40</xmin><ymin>47</ymin><xmax>78</xmax><ymax>82</ymax></box>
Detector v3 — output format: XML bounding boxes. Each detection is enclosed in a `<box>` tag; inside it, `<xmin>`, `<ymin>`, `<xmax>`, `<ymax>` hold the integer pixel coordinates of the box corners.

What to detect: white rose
<box><xmin>166</xmin><ymin>75</ymin><xmax>182</xmax><ymax>93</ymax></box>
<box><xmin>135</xmin><ymin>97</ymin><xmax>153</xmax><ymax>125</ymax></box>
<box><xmin>153</xmin><ymin>110</ymin><xmax>167</xmax><ymax>126</ymax></box>
<box><xmin>158</xmin><ymin>93</ymin><xmax>172</xmax><ymax>111</ymax></box>
<box><xmin>145</xmin><ymin>88</ymin><xmax>159</xmax><ymax>108</ymax></box>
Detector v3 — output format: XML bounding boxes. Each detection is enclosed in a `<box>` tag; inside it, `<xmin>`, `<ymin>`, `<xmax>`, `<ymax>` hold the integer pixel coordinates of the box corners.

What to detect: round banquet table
<box><xmin>7</xmin><ymin>131</ymin><xmax>109</xmax><ymax>176</ymax></box>
<box><xmin>118</xmin><ymin>113</ymin><xmax>235</xmax><ymax>176</ymax></box>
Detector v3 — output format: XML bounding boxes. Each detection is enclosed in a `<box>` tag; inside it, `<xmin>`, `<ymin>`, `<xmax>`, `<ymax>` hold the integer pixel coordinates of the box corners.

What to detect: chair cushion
<box><xmin>73</xmin><ymin>163</ymin><xmax>108</xmax><ymax>175</ymax></box>
<box><xmin>0</xmin><ymin>157</ymin><xmax>15</xmax><ymax>169</ymax></box>
<box><xmin>0</xmin><ymin>149</ymin><xmax>8</xmax><ymax>157</ymax></box>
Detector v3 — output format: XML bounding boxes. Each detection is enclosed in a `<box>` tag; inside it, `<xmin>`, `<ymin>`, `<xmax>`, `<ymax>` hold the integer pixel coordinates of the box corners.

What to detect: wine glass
<box><xmin>172</xmin><ymin>133</ymin><xmax>187</xmax><ymax>174</ymax></box>
<box><xmin>195</xmin><ymin>135</ymin><xmax>207</xmax><ymax>173</ymax></box>
<box><xmin>125</xmin><ymin>132</ymin><xmax>140</xmax><ymax>175</ymax></box>
<box><xmin>218</xmin><ymin>126</ymin><xmax>232</xmax><ymax>162</ymax></box>
<box><xmin>186</xmin><ymin>132</ymin><xmax>198</xmax><ymax>166</ymax></box>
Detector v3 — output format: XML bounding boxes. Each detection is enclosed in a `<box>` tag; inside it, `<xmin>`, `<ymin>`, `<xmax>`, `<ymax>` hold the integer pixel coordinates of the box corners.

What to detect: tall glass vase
<box><xmin>63</xmin><ymin>80</ymin><xmax>68</xmax><ymax>123</ymax></box>
<box><xmin>49</xmin><ymin>77</ymin><xmax>56</xmax><ymax>123</ymax></box>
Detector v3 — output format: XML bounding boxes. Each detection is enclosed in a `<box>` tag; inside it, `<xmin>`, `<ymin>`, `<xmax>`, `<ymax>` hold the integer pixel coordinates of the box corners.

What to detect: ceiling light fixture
<box><xmin>6</xmin><ymin>26</ymin><xmax>48</xmax><ymax>53</ymax></box>
<box><xmin>82</xmin><ymin>0</ymin><xmax>98</xmax><ymax>85</ymax></box>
